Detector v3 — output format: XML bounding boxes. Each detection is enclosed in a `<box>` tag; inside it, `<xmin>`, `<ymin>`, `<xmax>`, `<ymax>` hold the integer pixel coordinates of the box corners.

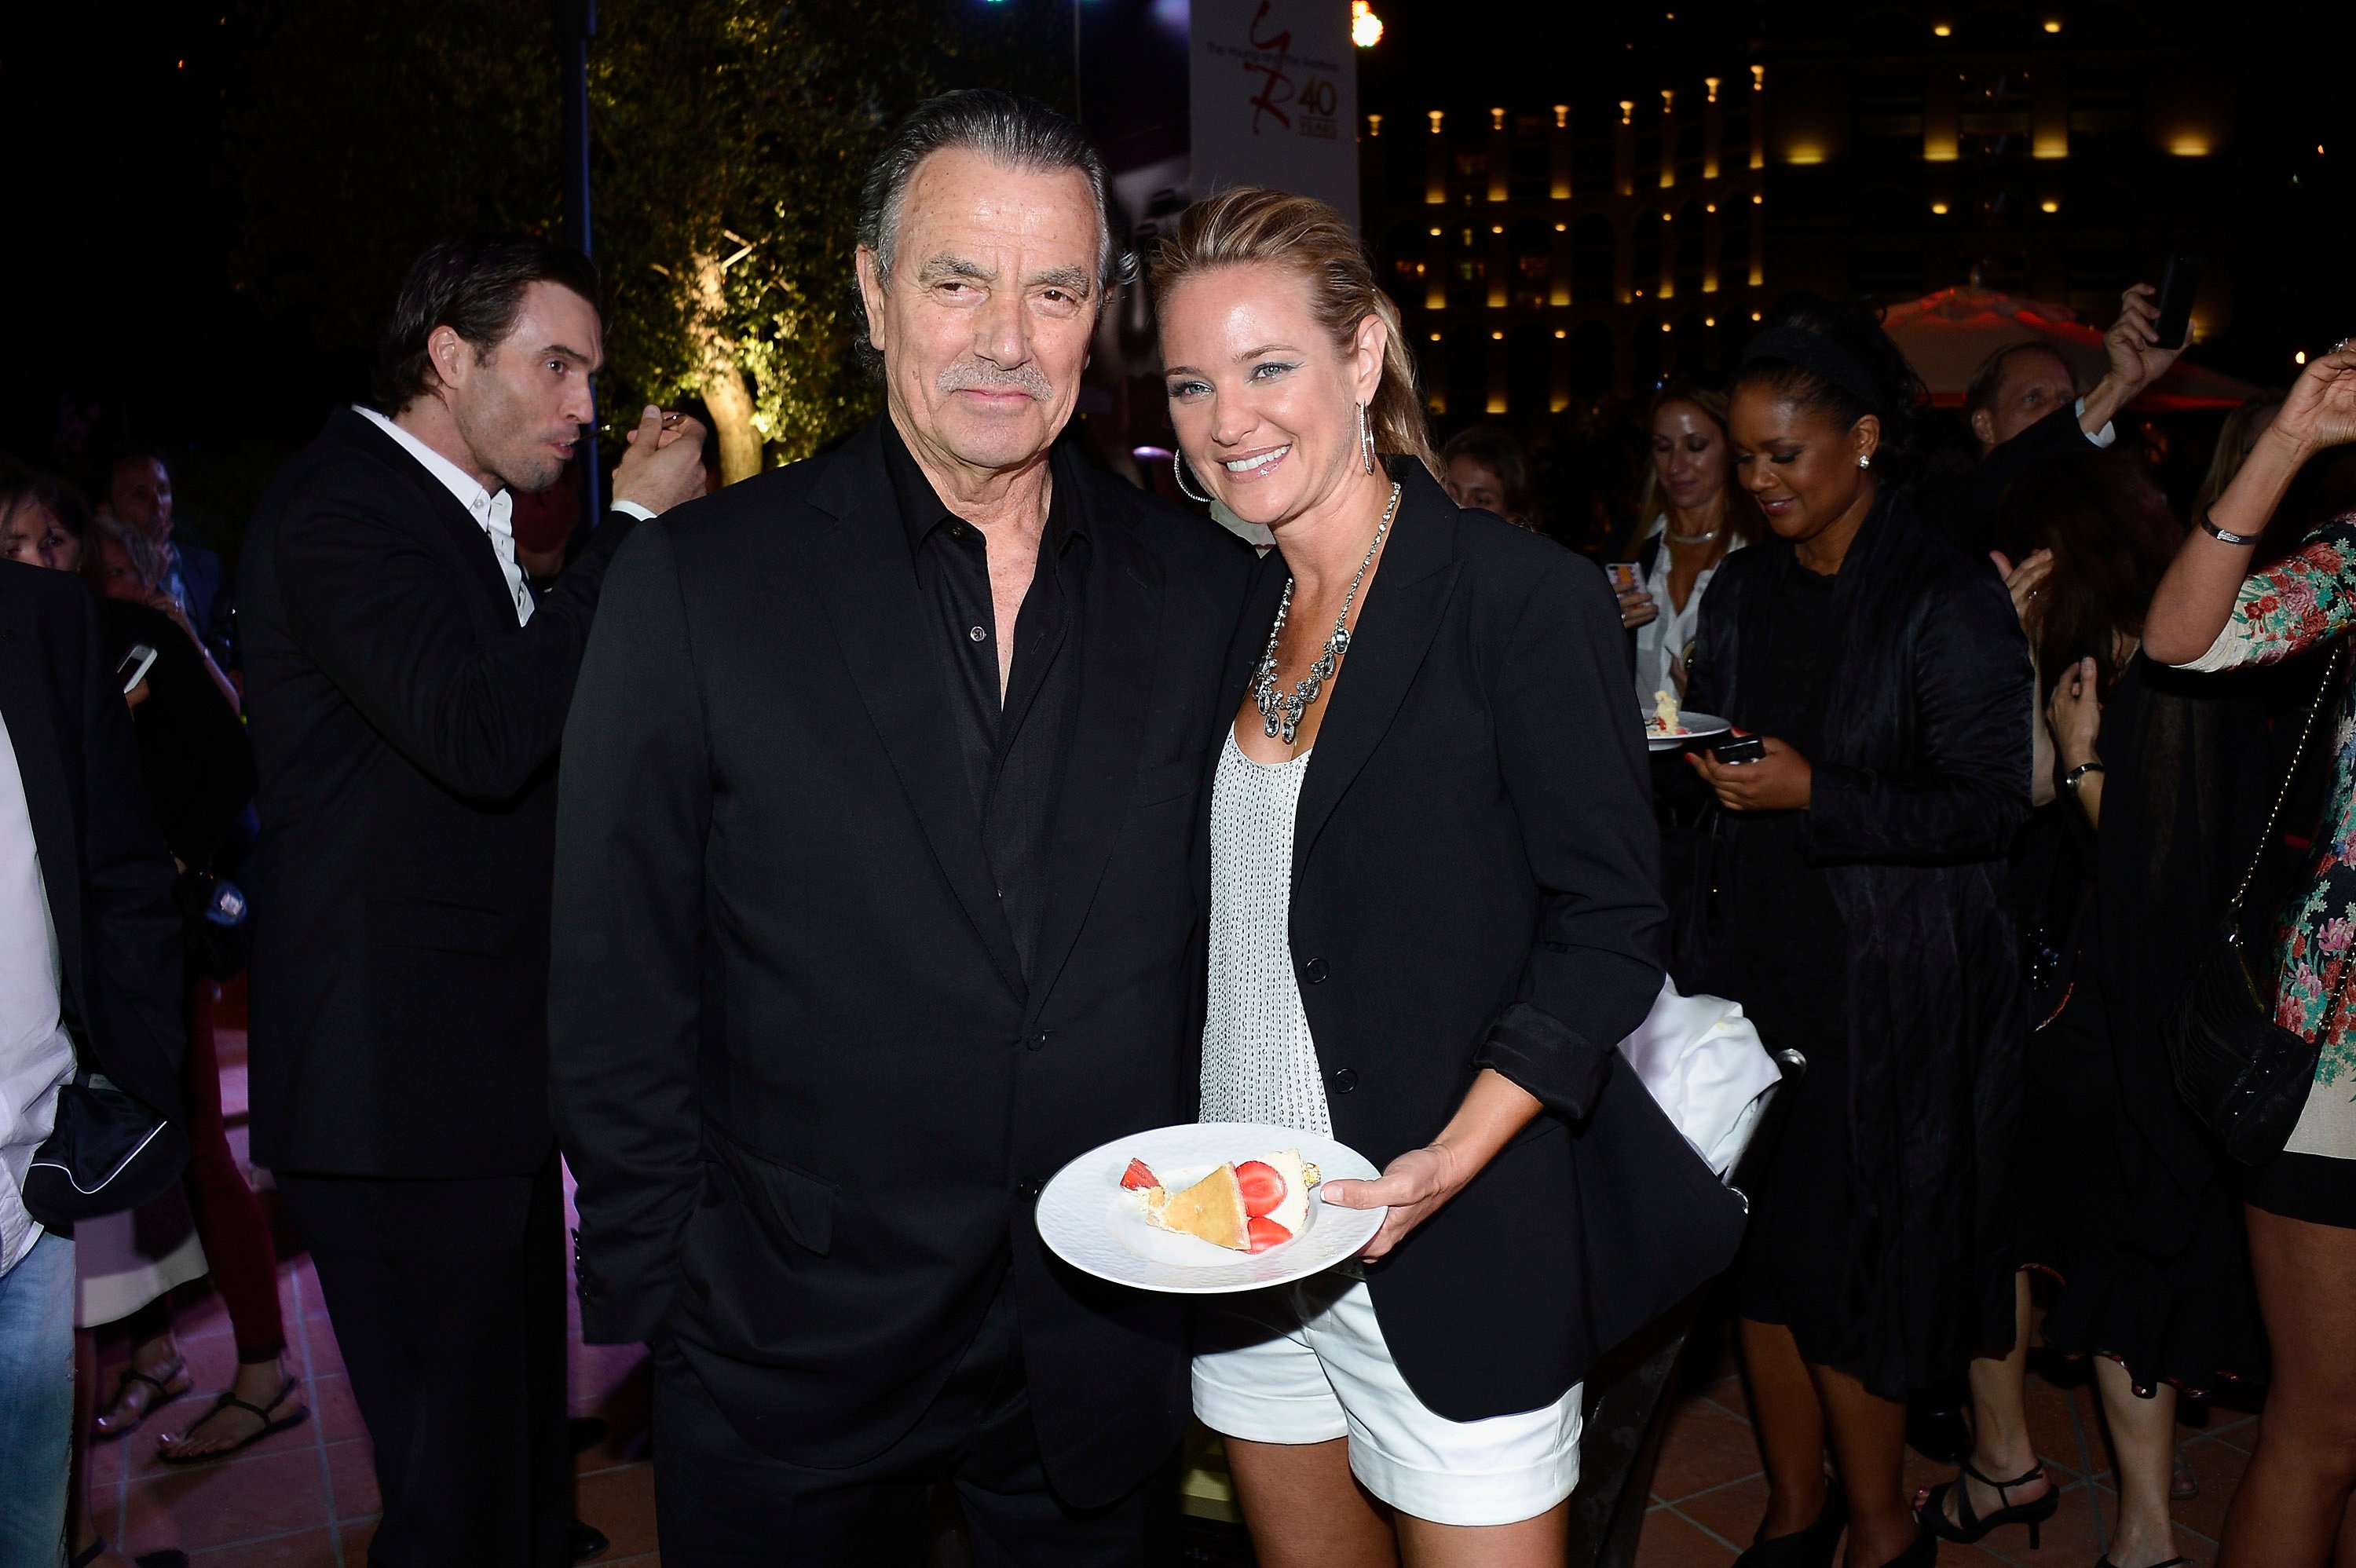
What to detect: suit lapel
<box><xmin>799</xmin><ymin>426</ymin><xmax>1026</xmax><ymax>999</ymax></box>
<box><xmin>1025</xmin><ymin>465</ymin><xmax>1163</xmax><ymax>1014</ymax></box>
<box><xmin>335</xmin><ymin>410</ymin><xmax>528</xmax><ymax>627</ymax></box>
<box><xmin>1290</xmin><ymin>470</ymin><xmax>1461</xmax><ymax>881</ymax></box>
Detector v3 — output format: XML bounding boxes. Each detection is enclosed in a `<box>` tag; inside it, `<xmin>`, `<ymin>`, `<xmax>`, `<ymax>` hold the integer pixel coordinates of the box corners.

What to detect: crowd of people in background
<box><xmin>5</xmin><ymin>84</ymin><xmax>2356</xmax><ymax>1568</ymax></box>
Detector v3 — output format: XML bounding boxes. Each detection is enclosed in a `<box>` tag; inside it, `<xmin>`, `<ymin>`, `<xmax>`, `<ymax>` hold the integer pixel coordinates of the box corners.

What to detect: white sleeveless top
<box><xmin>1200</xmin><ymin>729</ymin><xmax>1332</xmax><ymax>1136</ymax></box>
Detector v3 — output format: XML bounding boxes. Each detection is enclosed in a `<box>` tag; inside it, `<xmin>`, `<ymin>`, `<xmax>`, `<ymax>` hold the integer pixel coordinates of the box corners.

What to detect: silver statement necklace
<box><xmin>1666</xmin><ymin>526</ymin><xmax>1721</xmax><ymax>546</ymax></box>
<box><xmin>1253</xmin><ymin>481</ymin><xmax>1403</xmax><ymax>747</ymax></box>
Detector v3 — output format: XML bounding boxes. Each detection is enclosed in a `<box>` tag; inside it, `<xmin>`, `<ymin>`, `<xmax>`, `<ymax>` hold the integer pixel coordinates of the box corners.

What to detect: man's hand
<box><xmin>2081</xmin><ymin>284</ymin><xmax>2186</xmax><ymax>434</ymax></box>
<box><xmin>1686</xmin><ymin>734</ymin><xmax>1813</xmax><ymax>812</ymax></box>
<box><xmin>611</xmin><ymin>404</ymin><xmax>710</xmax><ymax>516</ymax></box>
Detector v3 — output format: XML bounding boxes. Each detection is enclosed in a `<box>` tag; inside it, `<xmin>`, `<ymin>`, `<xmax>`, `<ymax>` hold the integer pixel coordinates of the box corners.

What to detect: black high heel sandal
<box><xmin>1916</xmin><ymin>1458</ymin><xmax>2059</xmax><ymax>1548</ymax></box>
<box><xmin>1732</xmin><ymin>1478</ymin><xmax>1847</xmax><ymax>1568</ymax></box>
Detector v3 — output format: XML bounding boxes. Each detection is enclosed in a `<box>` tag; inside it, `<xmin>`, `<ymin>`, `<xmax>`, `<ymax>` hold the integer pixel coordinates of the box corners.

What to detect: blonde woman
<box><xmin>1153</xmin><ymin>188</ymin><xmax>1714</xmax><ymax>1566</ymax></box>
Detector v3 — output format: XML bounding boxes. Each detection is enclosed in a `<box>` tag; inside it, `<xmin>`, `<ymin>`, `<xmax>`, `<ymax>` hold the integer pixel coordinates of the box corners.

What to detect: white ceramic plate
<box><xmin>1036</xmin><ymin>1121</ymin><xmax>1386</xmax><ymax>1295</ymax></box>
<box><xmin>1644</xmin><ymin>711</ymin><xmax>1732</xmax><ymax>751</ymax></box>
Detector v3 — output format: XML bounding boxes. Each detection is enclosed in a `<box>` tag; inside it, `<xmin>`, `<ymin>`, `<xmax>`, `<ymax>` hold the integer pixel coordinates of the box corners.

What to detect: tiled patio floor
<box><xmin>106</xmin><ymin>1029</ymin><xmax>2252</xmax><ymax>1566</ymax></box>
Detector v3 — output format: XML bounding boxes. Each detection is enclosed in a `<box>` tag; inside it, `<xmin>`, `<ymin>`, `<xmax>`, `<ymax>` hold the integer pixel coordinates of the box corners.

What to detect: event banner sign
<box><xmin>1187</xmin><ymin>0</ymin><xmax>1359</xmax><ymax>232</ymax></box>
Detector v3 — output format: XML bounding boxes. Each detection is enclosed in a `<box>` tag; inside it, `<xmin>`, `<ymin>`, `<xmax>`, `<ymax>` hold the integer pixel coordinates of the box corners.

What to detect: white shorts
<box><xmin>1191</xmin><ymin>1270</ymin><xmax>1582</xmax><ymax>1528</ymax></box>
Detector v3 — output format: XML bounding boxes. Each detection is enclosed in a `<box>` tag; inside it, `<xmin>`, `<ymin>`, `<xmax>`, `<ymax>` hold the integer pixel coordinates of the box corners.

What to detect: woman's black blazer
<box><xmin>1204</xmin><ymin>466</ymin><xmax>1743</xmax><ymax>1420</ymax></box>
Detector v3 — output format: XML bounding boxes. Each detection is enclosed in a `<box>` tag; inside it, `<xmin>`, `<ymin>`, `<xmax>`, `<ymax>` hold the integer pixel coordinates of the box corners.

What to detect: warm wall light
<box><xmin>1491</xmin><ymin>107</ymin><xmax>1506</xmax><ymax>130</ymax></box>
<box><xmin>1491</xmin><ymin>331</ymin><xmax>1505</xmax><ymax>340</ymax></box>
<box><xmin>1554</xmin><ymin>329</ymin><xmax>1568</xmax><ymax>338</ymax></box>
<box><xmin>1705</xmin><ymin>76</ymin><xmax>1721</xmax><ymax>103</ymax></box>
<box><xmin>2040</xmin><ymin>199</ymin><xmax>2059</xmax><ymax>213</ymax></box>
<box><xmin>2043</xmin><ymin>17</ymin><xmax>2061</xmax><ymax>31</ymax></box>
<box><xmin>1429</xmin><ymin>226</ymin><xmax>1443</xmax><ymax>236</ymax></box>
<box><xmin>1351</xmin><ymin>0</ymin><xmax>1385</xmax><ymax>47</ymax></box>
<box><xmin>1429</xmin><ymin>331</ymin><xmax>1441</xmax><ymax>342</ymax></box>
<box><xmin>1619</xmin><ymin>100</ymin><xmax>1635</xmax><ymax>125</ymax></box>
<box><xmin>1705</xmin><ymin>202</ymin><xmax>1717</xmax><ymax>213</ymax></box>
<box><xmin>1751</xmin><ymin>65</ymin><xmax>1764</xmax><ymax>90</ymax></box>
<box><xmin>1930</xmin><ymin>200</ymin><xmax>1950</xmax><ymax>214</ymax></box>
<box><xmin>1785</xmin><ymin>145</ymin><xmax>1826</xmax><ymax>165</ymax></box>
<box><xmin>2169</xmin><ymin>136</ymin><xmax>2212</xmax><ymax>156</ymax></box>
<box><xmin>1429</xmin><ymin>111</ymin><xmax>1444</xmax><ymax>133</ymax></box>
<box><xmin>1933</xmin><ymin>21</ymin><xmax>1952</xmax><ymax>35</ymax></box>
<box><xmin>1705</xmin><ymin>316</ymin><xmax>1716</xmax><ymax>327</ymax></box>
<box><xmin>1367</xmin><ymin>114</ymin><xmax>1383</xmax><ymax>137</ymax></box>
<box><xmin>1660</xmin><ymin>322</ymin><xmax>1673</xmax><ymax>333</ymax></box>
<box><xmin>1491</xmin><ymin>224</ymin><xmax>1504</xmax><ymax>234</ymax></box>
<box><xmin>1554</xmin><ymin>104</ymin><xmax>1569</xmax><ymax>129</ymax></box>
<box><xmin>1751</xmin><ymin>310</ymin><xmax>1763</xmax><ymax>320</ymax></box>
<box><xmin>1554</xmin><ymin>221</ymin><xmax>1568</xmax><ymax>231</ymax></box>
<box><xmin>1662</xmin><ymin>89</ymin><xmax>1676</xmax><ymax>110</ymax></box>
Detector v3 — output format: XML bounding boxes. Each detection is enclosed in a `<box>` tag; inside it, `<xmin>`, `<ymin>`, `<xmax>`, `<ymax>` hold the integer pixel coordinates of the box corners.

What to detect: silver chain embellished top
<box><xmin>1199</xmin><ymin>730</ymin><xmax>1332</xmax><ymax>1136</ymax></box>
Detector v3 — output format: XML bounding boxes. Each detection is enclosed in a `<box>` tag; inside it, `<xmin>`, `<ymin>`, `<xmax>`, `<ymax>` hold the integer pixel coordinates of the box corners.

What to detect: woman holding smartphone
<box><xmin>1154</xmin><ymin>187</ymin><xmax>1686</xmax><ymax>1567</ymax></box>
<box><xmin>1684</xmin><ymin>296</ymin><xmax>2033</xmax><ymax>1568</ymax></box>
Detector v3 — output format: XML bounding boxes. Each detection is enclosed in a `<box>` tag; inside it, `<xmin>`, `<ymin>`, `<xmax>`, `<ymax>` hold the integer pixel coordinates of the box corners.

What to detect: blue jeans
<box><xmin>0</xmin><ymin>1230</ymin><xmax>73</xmax><ymax>1568</ymax></box>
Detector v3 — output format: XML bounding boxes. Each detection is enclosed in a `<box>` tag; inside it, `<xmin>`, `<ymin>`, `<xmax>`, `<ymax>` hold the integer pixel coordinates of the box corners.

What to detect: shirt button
<box><xmin>1301</xmin><ymin>956</ymin><xmax>1330</xmax><ymax>984</ymax></box>
<box><xmin>1329</xmin><ymin>1067</ymin><xmax>1359</xmax><ymax>1093</ymax></box>
<box><xmin>968</xmin><ymin>626</ymin><xmax>988</xmax><ymax>642</ymax></box>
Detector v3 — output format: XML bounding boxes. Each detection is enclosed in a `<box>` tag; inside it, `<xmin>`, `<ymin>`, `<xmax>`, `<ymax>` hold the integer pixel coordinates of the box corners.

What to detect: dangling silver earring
<box><xmin>1173</xmin><ymin>449</ymin><xmax>1213</xmax><ymax>504</ymax></box>
<box><xmin>1857</xmin><ymin>452</ymin><xmax>1873</xmax><ymax>470</ymax></box>
<box><xmin>1359</xmin><ymin>401</ymin><xmax>1377</xmax><ymax>474</ymax></box>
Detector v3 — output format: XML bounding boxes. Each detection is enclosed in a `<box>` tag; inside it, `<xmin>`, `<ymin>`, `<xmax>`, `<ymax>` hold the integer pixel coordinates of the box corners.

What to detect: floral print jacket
<box><xmin>2181</xmin><ymin>511</ymin><xmax>2356</xmax><ymax>1158</ymax></box>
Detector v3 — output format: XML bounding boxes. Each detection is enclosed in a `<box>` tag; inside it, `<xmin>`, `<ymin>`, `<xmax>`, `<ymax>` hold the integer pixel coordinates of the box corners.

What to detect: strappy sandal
<box><xmin>90</xmin><ymin>1358</ymin><xmax>191</xmax><ymax>1442</ymax></box>
<box><xmin>155</xmin><ymin>1375</ymin><xmax>309</xmax><ymax>1465</ymax></box>
<box><xmin>1915</xmin><ymin>1458</ymin><xmax>2060</xmax><ymax>1548</ymax></box>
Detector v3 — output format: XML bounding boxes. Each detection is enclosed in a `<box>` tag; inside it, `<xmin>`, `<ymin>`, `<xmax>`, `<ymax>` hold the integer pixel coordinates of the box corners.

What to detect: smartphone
<box><xmin>1709</xmin><ymin>732</ymin><xmax>1766</xmax><ymax>765</ymax></box>
<box><xmin>2154</xmin><ymin>254</ymin><xmax>2204</xmax><ymax>351</ymax></box>
<box><xmin>1607</xmin><ymin>562</ymin><xmax>1642</xmax><ymax>595</ymax></box>
<box><xmin>116</xmin><ymin>644</ymin><xmax>158</xmax><ymax>695</ymax></box>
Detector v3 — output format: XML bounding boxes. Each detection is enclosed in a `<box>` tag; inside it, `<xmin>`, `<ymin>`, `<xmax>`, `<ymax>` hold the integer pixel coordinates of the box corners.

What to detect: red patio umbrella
<box><xmin>1882</xmin><ymin>286</ymin><xmax>2259</xmax><ymax>411</ymax></box>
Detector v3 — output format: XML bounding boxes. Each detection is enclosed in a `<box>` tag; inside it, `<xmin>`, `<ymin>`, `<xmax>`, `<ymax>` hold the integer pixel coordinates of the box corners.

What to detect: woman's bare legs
<box><xmin>1941</xmin><ymin>1272</ymin><xmax>2053</xmax><ymax>1527</ymax></box>
<box><xmin>1739</xmin><ymin>1318</ymin><xmax>1831</xmax><ymax>1536</ymax></box>
<box><xmin>2219</xmin><ymin>1205</ymin><xmax>2356</xmax><ymax>1566</ymax></box>
<box><xmin>1809</xmin><ymin>1362</ymin><xmax>1915</xmax><ymax>1567</ymax></box>
<box><xmin>1224</xmin><ymin>1435</ymin><xmax>1570</xmax><ymax>1568</ymax></box>
<box><xmin>1224</xmin><ymin>1436</ymin><xmax>1397</xmax><ymax>1568</ymax></box>
<box><xmin>2092</xmin><ymin>1358</ymin><xmax>2179</xmax><ymax>1568</ymax></box>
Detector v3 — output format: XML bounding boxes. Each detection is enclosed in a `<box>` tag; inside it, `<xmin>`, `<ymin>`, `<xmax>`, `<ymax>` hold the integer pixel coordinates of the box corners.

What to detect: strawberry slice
<box><xmin>1246</xmin><ymin>1215</ymin><xmax>1292</xmax><ymax>1253</ymax></box>
<box><xmin>1235</xmin><ymin>1160</ymin><xmax>1287</xmax><ymax>1217</ymax></box>
<box><xmin>1119</xmin><ymin>1157</ymin><xmax>1160</xmax><ymax>1191</ymax></box>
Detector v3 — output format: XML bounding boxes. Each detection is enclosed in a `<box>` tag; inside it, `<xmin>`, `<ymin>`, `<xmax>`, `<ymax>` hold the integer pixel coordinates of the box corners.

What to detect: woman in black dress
<box><xmin>1922</xmin><ymin>457</ymin><xmax>2269</xmax><ymax>1566</ymax></box>
<box><xmin>1685</xmin><ymin>296</ymin><xmax>2033</xmax><ymax>1568</ymax></box>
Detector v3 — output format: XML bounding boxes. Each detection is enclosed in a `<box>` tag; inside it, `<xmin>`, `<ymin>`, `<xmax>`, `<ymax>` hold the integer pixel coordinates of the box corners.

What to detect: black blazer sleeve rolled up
<box><xmin>1220</xmin><ymin>470</ymin><xmax>1739</xmax><ymax>1422</ymax></box>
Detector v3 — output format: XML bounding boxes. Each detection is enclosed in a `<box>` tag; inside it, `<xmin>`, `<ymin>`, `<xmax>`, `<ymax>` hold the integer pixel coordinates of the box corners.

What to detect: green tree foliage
<box><xmin>227</xmin><ymin>0</ymin><xmax>1069</xmax><ymax>476</ymax></box>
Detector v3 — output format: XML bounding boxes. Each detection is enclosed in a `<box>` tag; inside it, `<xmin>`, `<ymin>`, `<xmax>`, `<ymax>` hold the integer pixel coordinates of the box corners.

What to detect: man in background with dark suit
<box><xmin>238</xmin><ymin>237</ymin><xmax>708</xmax><ymax>1568</ymax></box>
<box><xmin>551</xmin><ymin>91</ymin><xmax>1255</xmax><ymax>1564</ymax></box>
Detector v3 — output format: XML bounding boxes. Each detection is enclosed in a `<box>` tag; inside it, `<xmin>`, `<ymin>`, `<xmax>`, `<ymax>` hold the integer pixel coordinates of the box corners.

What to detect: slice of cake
<box><xmin>1234</xmin><ymin>1150</ymin><xmax>1322</xmax><ymax>1252</ymax></box>
<box><xmin>1143</xmin><ymin>1163</ymin><xmax>1249</xmax><ymax>1251</ymax></box>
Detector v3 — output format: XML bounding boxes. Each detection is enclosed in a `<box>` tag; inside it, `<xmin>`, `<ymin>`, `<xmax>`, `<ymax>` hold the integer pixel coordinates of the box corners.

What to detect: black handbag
<box><xmin>21</xmin><ymin>1061</ymin><xmax>189</xmax><ymax>1230</ymax></box>
<box><xmin>2164</xmin><ymin>646</ymin><xmax>2351</xmax><ymax>1166</ymax></box>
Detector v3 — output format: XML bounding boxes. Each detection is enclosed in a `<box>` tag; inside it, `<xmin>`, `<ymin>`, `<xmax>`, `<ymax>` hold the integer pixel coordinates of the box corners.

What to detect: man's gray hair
<box><xmin>857</xmin><ymin>89</ymin><xmax>1135</xmax><ymax>309</ymax></box>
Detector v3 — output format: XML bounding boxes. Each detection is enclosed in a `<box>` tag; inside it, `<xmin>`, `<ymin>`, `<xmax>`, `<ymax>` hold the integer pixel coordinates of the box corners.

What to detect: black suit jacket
<box><xmin>239</xmin><ymin>409</ymin><xmax>639</xmax><ymax>1178</ymax></box>
<box><xmin>1210</xmin><ymin>468</ymin><xmax>1732</xmax><ymax>1421</ymax></box>
<box><xmin>549</xmin><ymin>420</ymin><xmax>1256</xmax><ymax>1508</ymax></box>
<box><xmin>0</xmin><ymin>563</ymin><xmax>183</xmax><ymax>1124</ymax></box>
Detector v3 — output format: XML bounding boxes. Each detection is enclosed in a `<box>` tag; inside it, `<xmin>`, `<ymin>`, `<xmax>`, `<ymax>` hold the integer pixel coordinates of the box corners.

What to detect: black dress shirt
<box><xmin>882</xmin><ymin>422</ymin><xmax>1084</xmax><ymax>977</ymax></box>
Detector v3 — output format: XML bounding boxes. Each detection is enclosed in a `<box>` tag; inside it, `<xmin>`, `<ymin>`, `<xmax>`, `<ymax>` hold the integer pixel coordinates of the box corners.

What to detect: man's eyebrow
<box><xmin>916</xmin><ymin>254</ymin><xmax>994</xmax><ymax>284</ymax></box>
<box><xmin>1026</xmin><ymin>265</ymin><xmax>1093</xmax><ymax>298</ymax></box>
<box><xmin>543</xmin><ymin>342</ymin><xmax>599</xmax><ymax>370</ymax></box>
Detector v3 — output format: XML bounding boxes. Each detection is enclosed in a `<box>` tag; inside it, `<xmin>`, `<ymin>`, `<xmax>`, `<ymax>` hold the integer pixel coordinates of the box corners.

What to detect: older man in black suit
<box><xmin>550</xmin><ymin>92</ymin><xmax>1256</xmax><ymax>1564</ymax></box>
<box><xmin>238</xmin><ymin>237</ymin><xmax>709</xmax><ymax>1568</ymax></box>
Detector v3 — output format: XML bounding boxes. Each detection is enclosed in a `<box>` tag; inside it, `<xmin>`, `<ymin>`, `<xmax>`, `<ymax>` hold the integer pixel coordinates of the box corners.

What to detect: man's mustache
<box><xmin>936</xmin><ymin>362</ymin><xmax>1053</xmax><ymax>400</ymax></box>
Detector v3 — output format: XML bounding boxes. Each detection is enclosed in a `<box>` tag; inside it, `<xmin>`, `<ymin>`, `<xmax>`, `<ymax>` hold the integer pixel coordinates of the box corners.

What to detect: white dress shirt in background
<box><xmin>1631</xmin><ymin>515</ymin><xmax>1745</xmax><ymax>709</ymax></box>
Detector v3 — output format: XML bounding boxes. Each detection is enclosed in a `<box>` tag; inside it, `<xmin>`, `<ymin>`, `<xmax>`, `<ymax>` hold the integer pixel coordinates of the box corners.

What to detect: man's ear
<box><xmin>426</xmin><ymin>323</ymin><xmax>471</xmax><ymax>399</ymax></box>
<box><xmin>855</xmin><ymin>247</ymin><xmax>889</xmax><ymax>352</ymax></box>
<box><xmin>1969</xmin><ymin>407</ymin><xmax>1995</xmax><ymax>448</ymax></box>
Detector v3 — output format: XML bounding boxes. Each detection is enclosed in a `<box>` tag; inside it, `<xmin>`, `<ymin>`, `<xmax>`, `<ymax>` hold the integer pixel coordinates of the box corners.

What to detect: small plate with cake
<box><xmin>1644</xmin><ymin>689</ymin><xmax>1731</xmax><ymax>752</ymax></box>
<box><xmin>1035</xmin><ymin>1121</ymin><xmax>1386</xmax><ymax>1293</ymax></box>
